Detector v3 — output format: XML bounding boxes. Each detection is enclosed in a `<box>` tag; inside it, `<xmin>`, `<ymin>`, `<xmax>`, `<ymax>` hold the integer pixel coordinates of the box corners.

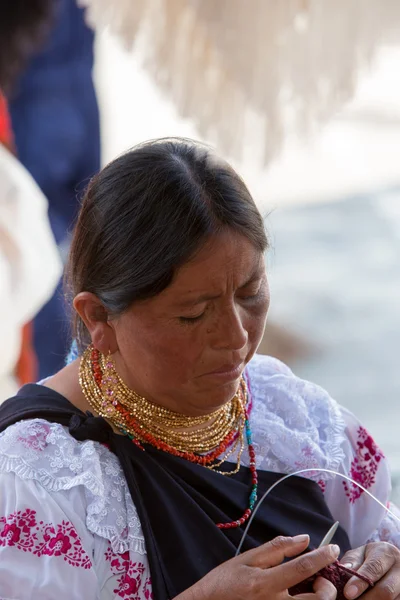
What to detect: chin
<box><xmin>194</xmin><ymin>378</ymin><xmax>242</xmax><ymax>413</ymax></box>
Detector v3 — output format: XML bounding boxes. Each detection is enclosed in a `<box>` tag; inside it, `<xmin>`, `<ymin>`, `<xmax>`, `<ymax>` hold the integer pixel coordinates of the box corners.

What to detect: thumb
<box><xmin>273</xmin><ymin>544</ymin><xmax>341</xmax><ymax>591</ymax></box>
<box><xmin>243</xmin><ymin>534</ymin><xmax>311</xmax><ymax>568</ymax></box>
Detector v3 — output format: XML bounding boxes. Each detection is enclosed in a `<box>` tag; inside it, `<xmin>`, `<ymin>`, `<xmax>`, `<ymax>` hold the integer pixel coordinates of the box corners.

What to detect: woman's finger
<box><xmin>340</xmin><ymin>546</ymin><xmax>366</xmax><ymax>571</ymax></box>
<box><xmin>243</xmin><ymin>534</ymin><xmax>311</xmax><ymax>568</ymax></box>
<box><xmin>312</xmin><ymin>576</ymin><xmax>338</xmax><ymax>600</ymax></box>
<box><xmin>344</xmin><ymin>543</ymin><xmax>398</xmax><ymax>599</ymax></box>
<box><xmin>358</xmin><ymin>568</ymin><xmax>400</xmax><ymax>600</ymax></box>
<box><xmin>267</xmin><ymin>543</ymin><xmax>340</xmax><ymax>592</ymax></box>
<box><xmin>290</xmin><ymin>576</ymin><xmax>338</xmax><ymax>600</ymax></box>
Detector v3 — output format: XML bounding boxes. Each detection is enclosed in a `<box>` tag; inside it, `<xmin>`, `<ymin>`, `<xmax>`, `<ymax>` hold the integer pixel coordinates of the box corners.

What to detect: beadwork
<box><xmin>79</xmin><ymin>345</ymin><xmax>258</xmax><ymax>529</ymax></box>
<box><xmin>82</xmin><ymin>347</ymin><xmax>244</xmax><ymax>453</ymax></box>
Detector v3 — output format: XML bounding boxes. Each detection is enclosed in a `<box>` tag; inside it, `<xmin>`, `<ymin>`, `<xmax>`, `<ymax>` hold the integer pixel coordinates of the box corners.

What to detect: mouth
<box><xmin>202</xmin><ymin>362</ymin><xmax>244</xmax><ymax>381</ymax></box>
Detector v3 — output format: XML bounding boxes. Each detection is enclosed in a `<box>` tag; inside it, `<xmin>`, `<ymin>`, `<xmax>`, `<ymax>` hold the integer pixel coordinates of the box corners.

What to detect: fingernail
<box><xmin>346</xmin><ymin>584</ymin><xmax>359</xmax><ymax>599</ymax></box>
<box><xmin>331</xmin><ymin>544</ymin><xmax>340</xmax><ymax>557</ymax></box>
<box><xmin>292</xmin><ymin>534</ymin><xmax>310</xmax><ymax>544</ymax></box>
<box><xmin>342</xmin><ymin>563</ymin><xmax>353</xmax><ymax>569</ymax></box>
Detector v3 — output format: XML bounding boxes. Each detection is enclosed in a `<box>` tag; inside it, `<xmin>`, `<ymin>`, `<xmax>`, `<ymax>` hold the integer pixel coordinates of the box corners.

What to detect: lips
<box><xmin>199</xmin><ymin>361</ymin><xmax>245</xmax><ymax>382</ymax></box>
<box><xmin>209</xmin><ymin>363</ymin><xmax>243</xmax><ymax>375</ymax></box>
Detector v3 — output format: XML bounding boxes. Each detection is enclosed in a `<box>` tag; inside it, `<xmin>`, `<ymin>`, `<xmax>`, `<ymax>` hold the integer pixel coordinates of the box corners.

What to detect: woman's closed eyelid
<box><xmin>239</xmin><ymin>277</ymin><xmax>264</xmax><ymax>294</ymax></box>
<box><xmin>178</xmin><ymin>312</ymin><xmax>205</xmax><ymax>325</ymax></box>
<box><xmin>238</xmin><ymin>285</ymin><xmax>262</xmax><ymax>299</ymax></box>
<box><xmin>178</xmin><ymin>304</ymin><xmax>208</xmax><ymax>323</ymax></box>
<box><xmin>177</xmin><ymin>281</ymin><xmax>265</xmax><ymax>320</ymax></box>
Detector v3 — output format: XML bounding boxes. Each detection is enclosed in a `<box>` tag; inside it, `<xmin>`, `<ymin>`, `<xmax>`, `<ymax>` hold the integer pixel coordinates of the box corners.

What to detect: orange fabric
<box><xmin>15</xmin><ymin>323</ymin><xmax>38</xmax><ymax>384</ymax></box>
<box><xmin>0</xmin><ymin>93</ymin><xmax>14</xmax><ymax>151</ymax></box>
<box><xmin>0</xmin><ymin>92</ymin><xmax>38</xmax><ymax>385</ymax></box>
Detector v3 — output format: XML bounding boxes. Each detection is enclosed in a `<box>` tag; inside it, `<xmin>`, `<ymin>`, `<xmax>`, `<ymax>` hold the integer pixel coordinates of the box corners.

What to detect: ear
<box><xmin>73</xmin><ymin>292</ymin><xmax>118</xmax><ymax>354</ymax></box>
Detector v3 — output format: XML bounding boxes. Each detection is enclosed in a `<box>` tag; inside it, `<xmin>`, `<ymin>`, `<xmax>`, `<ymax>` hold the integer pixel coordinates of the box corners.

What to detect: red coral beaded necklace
<box><xmin>79</xmin><ymin>345</ymin><xmax>258</xmax><ymax>530</ymax></box>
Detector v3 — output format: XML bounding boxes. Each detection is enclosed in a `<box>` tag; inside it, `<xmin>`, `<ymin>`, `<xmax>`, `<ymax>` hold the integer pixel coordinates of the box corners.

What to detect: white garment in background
<box><xmin>0</xmin><ymin>145</ymin><xmax>62</xmax><ymax>401</ymax></box>
<box><xmin>0</xmin><ymin>354</ymin><xmax>399</xmax><ymax>599</ymax></box>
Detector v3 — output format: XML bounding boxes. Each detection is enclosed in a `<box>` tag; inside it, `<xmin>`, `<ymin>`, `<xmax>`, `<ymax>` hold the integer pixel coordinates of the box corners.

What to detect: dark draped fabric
<box><xmin>0</xmin><ymin>384</ymin><xmax>351</xmax><ymax>599</ymax></box>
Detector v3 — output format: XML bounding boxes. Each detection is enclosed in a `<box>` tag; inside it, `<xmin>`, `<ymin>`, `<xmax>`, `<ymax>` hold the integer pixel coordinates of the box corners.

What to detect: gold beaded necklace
<box><xmin>79</xmin><ymin>346</ymin><xmax>247</xmax><ymax>471</ymax></box>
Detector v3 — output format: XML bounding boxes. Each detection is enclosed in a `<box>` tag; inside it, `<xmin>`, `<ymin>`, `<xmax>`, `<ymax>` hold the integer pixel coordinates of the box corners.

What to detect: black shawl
<box><xmin>0</xmin><ymin>384</ymin><xmax>351</xmax><ymax>599</ymax></box>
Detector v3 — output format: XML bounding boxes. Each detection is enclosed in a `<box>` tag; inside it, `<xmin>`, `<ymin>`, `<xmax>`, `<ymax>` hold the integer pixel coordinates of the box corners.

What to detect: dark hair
<box><xmin>66</xmin><ymin>138</ymin><xmax>268</xmax><ymax>348</ymax></box>
<box><xmin>0</xmin><ymin>0</ymin><xmax>54</xmax><ymax>92</ymax></box>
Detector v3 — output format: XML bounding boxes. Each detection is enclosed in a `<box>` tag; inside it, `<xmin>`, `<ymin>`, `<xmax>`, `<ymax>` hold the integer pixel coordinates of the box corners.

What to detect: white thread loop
<box><xmin>235</xmin><ymin>468</ymin><xmax>400</xmax><ymax>556</ymax></box>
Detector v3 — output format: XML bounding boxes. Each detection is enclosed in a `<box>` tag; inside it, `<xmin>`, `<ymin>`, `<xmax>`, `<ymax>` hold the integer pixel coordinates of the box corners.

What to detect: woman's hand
<box><xmin>341</xmin><ymin>542</ymin><xmax>400</xmax><ymax>599</ymax></box>
<box><xmin>178</xmin><ymin>534</ymin><xmax>340</xmax><ymax>600</ymax></box>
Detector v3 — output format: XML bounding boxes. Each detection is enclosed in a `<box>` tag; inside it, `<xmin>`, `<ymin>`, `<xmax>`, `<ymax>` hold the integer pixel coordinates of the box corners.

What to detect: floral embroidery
<box><xmin>143</xmin><ymin>578</ymin><xmax>152</xmax><ymax>600</ymax></box>
<box><xmin>0</xmin><ymin>508</ymin><xmax>92</xmax><ymax>569</ymax></box>
<box><xmin>105</xmin><ymin>545</ymin><xmax>152</xmax><ymax>599</ymax></box>
<box><xmin>2</xmin><ymin>522</ymin><xmax>21</xmax><ymax>544</ymax></box>
<box><xmin>0</xmin><ymin>419</ymin><xmax>146</xmax><ymax>554</ymax></box>
<box><xmin>343</xmin><ymin>427</ymin><xmax>384</xmax><ymax>503</ymax></box>
<box><xmin>17</xmin><ymin>421</ymin><xmax>51</xmax><ymax>452</ymax></box>
<box><xmin>46</xmin><ymin>532</ymin><xmax>72</xmax><ymax>555</ymax></box>
<box><xmin>294</xmin><ymin>447</ymin><xmax>326</xmax><ymax>492</ymax></box>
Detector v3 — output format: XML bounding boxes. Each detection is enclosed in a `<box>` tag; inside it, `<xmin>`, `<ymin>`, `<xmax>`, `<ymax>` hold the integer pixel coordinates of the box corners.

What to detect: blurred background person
<box><xmin>0</xmin><ymin>95</ymin><xmax>37</xmax><ymax>392</ymax></box>
<box><xmin>8</xmin><ymin>0</ymin><xmax>100</xmax><ymax>380</ymax></box>
<box><xmin>0</xmin><ymin>1</ymin><xmax>62</xmax><ymax>401</ymax></box>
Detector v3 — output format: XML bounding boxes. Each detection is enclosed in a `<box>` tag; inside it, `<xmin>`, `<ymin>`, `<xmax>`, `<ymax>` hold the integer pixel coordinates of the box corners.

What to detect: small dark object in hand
<box><xmin>289</xmin><ymin>561</ymin><xmax>374</xmax><ymax>599</ymax></box>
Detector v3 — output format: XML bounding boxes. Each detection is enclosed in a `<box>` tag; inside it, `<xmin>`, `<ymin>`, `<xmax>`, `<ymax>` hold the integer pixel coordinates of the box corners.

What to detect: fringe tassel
<box><xmin>77</xmin><ymin>0</ymin><xmax>400</xmax><ymax>162</ymax></box>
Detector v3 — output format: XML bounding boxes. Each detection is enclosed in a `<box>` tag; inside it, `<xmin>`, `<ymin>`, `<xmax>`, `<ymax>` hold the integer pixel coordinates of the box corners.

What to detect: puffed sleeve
<box><xmin>0</xmin><ymin>471</ymin><xmax>98</xmax><ymax>599</ymax></box>
<box><xmin>324</xmin><ymin>407</ymin><xmax>400</xmax><ymax>549</ymax></box>
<box><xmin>0</xmin><ymin>418</ymin><xmax>153</xmax><ymax>599</ymax></box>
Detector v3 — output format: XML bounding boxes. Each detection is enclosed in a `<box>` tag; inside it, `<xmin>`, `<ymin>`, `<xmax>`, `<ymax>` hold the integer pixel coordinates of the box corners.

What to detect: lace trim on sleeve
<box><xmin>244</xmin><ymin>354</ymin><xmax>346</xmax><ymax>481</ymax></box>
<box><xmin>368</xmin><ymin>502</ymin><xmax>400</xmax><ymax>547</ymax></box>
<box><xmin>0</xmin><ymin>419</ymin><xmax>145</xmax><ymax>555</ymax></box>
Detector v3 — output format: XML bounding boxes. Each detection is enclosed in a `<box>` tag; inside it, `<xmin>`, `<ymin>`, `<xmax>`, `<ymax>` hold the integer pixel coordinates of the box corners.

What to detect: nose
<box><xmin>212</xmin><ymin>305</ymin><xmax>248</xmax><ymax>351</ymax></box>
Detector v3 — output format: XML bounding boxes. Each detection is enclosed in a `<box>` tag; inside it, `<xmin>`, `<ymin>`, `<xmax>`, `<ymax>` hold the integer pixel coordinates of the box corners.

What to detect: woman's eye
<box><xmin>179</xmin><ymin>313</ymin><xmax>205</xmax><ymax>324</ymax></box>
<box><xmin>240</xmin><ymin>289</ymin><xmax>261</xmax><ymax>302</ymax></box>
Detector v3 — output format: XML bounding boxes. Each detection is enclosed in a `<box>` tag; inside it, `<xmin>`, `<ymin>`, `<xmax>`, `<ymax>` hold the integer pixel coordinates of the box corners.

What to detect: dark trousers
<box><xmin>9</xmin><ymin>0</ymin><xmax>100</xmax><ymax>379</ymax></box>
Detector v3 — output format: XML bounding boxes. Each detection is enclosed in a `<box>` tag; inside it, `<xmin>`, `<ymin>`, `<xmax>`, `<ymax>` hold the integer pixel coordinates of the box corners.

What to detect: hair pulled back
<box><xmin>66</xmin><ymin>138</ymin><xmax>268</xmax><ymax>349</ymax></box>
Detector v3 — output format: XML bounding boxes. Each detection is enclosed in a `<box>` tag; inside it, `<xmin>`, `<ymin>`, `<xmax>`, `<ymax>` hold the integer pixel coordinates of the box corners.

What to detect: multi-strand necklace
<box><xmin>79</xmin><ymin>345</ymin><xmax>258</xmax><ymax>529</ymax></box>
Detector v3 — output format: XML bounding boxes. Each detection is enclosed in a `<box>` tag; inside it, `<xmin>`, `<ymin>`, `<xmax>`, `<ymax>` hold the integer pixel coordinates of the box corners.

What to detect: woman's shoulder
<box><xmin>0</xmin><ymin>417</ymin><xmax>112</xmax><ymax>489</ymax></box>
<box><xmin>246</xmin><ymin>353</ymin><xmax>294</xmax><ymax>379</ymax></box>
<box><xmin>246</xmin><ymin>353</ymin><xmax>338</xmax><ymax>416</ymax></box>
<box><xmin>245</xmin><ymin>354</ymin><xmax>347</xmax><ymax>479</ymax></box>
<box><xmin>0</xmin><ymin>418</ymin><xmax>145</xmax><ymax>555</ymax></box>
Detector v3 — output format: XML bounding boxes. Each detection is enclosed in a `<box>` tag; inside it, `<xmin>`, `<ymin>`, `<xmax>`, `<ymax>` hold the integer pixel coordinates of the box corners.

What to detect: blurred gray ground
<box><xmin>266</xmin><ymin>189</ymin><xmax>400</xmax><ymax>502</ymax></box>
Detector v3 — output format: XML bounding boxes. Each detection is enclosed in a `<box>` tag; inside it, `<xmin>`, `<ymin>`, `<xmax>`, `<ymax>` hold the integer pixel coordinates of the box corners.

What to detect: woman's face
<box><xmin>110</xmin><ymin>230</ymin><xmax>270</xmax><ymax>415</ymax></box>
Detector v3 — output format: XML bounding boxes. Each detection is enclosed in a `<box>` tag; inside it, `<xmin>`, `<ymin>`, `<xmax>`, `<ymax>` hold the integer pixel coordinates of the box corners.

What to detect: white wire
<box><xmin>235</xmin><ymin>467</ymin><xmax>400</xmax><ymax>556</ymax></box>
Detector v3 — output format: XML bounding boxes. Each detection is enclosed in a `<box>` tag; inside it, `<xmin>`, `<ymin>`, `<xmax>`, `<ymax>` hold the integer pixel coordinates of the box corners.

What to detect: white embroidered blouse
<box><xmin>0</xmin><ymin>354</ymin><xmax>399</xmax><ymax>600</ymax></box>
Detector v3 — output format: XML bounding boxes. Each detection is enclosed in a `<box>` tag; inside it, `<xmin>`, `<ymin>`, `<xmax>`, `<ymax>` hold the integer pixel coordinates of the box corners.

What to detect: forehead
<box><xmin>165</xmin><ymin>231</ymin><xmax>264</xmax><ymax>298</ymax></box>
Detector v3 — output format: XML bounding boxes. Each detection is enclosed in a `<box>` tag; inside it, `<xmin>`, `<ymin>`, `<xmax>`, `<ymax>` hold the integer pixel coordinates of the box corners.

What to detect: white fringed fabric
<box><xmin>78</xmin><ymin>0</ymin><xmax>400</xmax><ymax>161</ymax></box>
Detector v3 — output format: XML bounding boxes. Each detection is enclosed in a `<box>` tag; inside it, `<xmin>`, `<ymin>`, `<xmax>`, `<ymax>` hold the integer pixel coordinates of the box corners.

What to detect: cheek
<box><xmin>246</xmin><ymin>312</ymin><xmax>267</xmax><ymax>347</ymax></box>
<box><xmin>116</xmin><ymin>318</ymin><xmax>205</xmax><ymax>382</ymax></box>
<box><xmin>246</xmin><ymin>295</ymin><xmax>270</xmax><ymax>346</ymax></box>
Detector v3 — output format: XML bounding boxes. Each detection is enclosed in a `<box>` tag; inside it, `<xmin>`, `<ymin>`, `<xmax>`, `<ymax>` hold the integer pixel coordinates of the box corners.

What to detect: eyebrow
<box><xmin>175</xmin><ymin>269</ymin><xmax>264</xmax><ymax>308</ymax></box>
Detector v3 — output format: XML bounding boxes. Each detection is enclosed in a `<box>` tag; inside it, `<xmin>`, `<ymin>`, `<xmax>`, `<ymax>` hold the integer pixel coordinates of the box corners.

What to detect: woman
<box><xmin>0</xmin><ymin>139</ymin><xmax>399</xmax><ymax>599</ymax></box>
